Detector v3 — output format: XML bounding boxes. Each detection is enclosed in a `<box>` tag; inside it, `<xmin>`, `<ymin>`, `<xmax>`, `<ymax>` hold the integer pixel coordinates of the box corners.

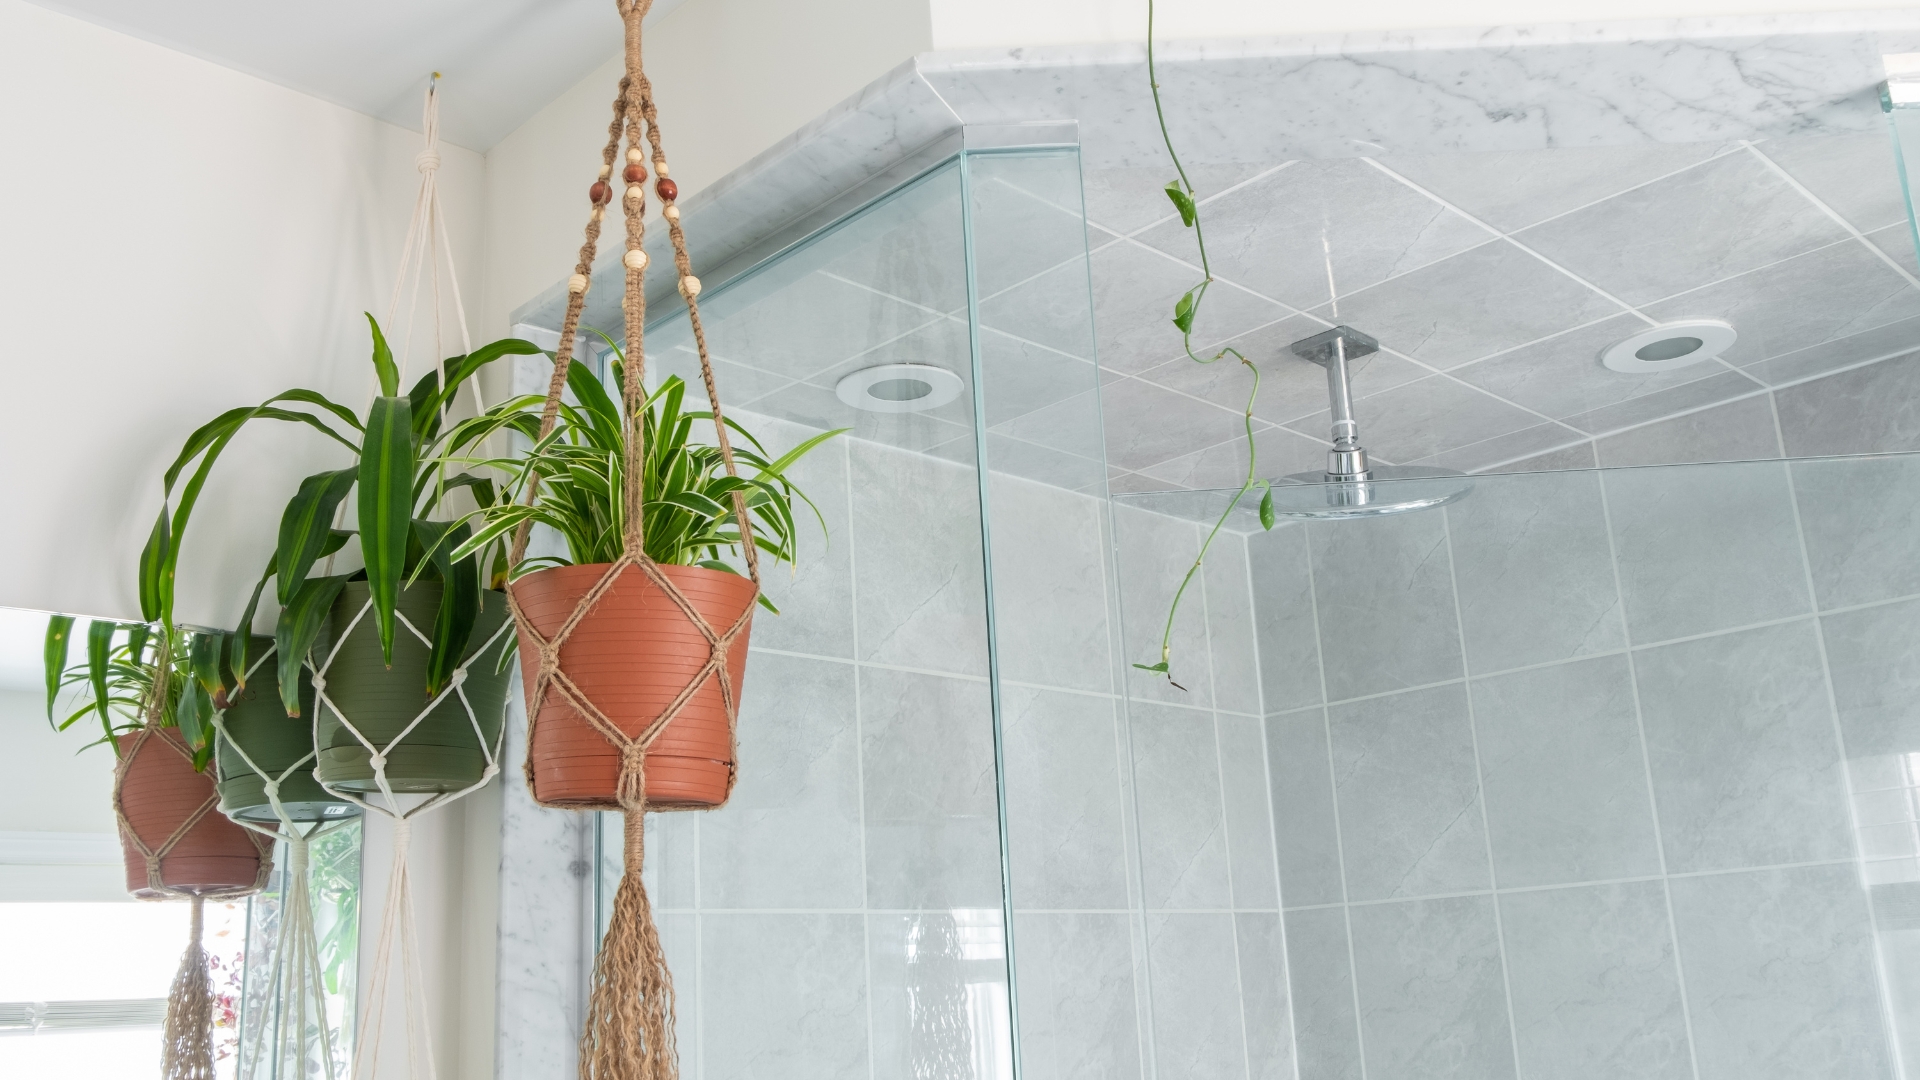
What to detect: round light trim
<box><xmin>1601</xmin><ymin>320</ymin><xmax>1736</xmax><ymax>373</ymax></box>
<box><xmin>834</xmin><ymin>363</ymin><xmax>964</xmax><ymax>413</ymax></box>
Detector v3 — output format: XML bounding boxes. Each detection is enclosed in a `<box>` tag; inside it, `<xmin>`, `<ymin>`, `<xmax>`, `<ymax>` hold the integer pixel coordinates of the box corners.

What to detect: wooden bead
<box><xmin>589</xmin><ymin>181</ymin><xmax>611</xmax><ymax>205</ymax></box>
<box><xmin>655</xmin><ymin>178</ymin><xmax>678</xmax><ymax>202</ymax></box>
<box><xmin>678</xmin><ymin>274</ymin><xmax>701</xmax><ymax>298</ymax></box>
<box><xmin>627</xmin><ymin>147</ymin><xmax>644</xmax><ymax>164</ymax></box>
<box><xmin>623</xmin><ymin>249</ymin><xmax>649</xmax><ymax>270</ymax></box>
<box><xmin>598</xmin><ymin>164</ymin><xmax>612</xmax><ymax>180</ymax></box>
<box><xmin>625</xmin><ymin>184</ymin><xmax>646</xmax><ymax>204</ymax></box>
<box><xmin>591</xmin><ymin>207</ymin><xmax>604</xmax><ymax>222</ymax></box>
<box><xmin>663</xmin><ymin>204</ymin><xmax>681</xmax><ymax>223</ymax></box>
<box><xmin>567</xmin><ymin>273</ymin><xmax>588</xmax><ymax>294</ymax></box>
<box><xmin>623</xmin><ymin>163</ymin><xmax>647</xmax><ymax>184</ymax></box>
<box><xmin>652</xmin><ymin>158</ymin><xmax>669</xmax><ymax>179</ymax></box>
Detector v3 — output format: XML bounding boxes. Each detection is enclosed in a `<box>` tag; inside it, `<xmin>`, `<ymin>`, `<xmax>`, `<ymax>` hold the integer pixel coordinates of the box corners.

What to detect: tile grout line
<box><xmin>1742</xmin><ymin>140</ymin><xmax>1920</xmax><ymax>292</ymax></box>
<box><xmin>1440</xmin><ymin>505</ymin><xmax>1529</xmax><ymax>1080</ymax></box>
<box><xmin>844</xmin><ymin>435</ymin><xmax>879</xmax><ymax>1080</ymax></box>
<box><xmin>1301</xmin><ymin>519</ymin><xmax>1371</xmax><ymax>1080</ymax></box>
<box><xmin>1595</xmin><ymin>466</ymin><xmax>1707</xmax><ymax>1080</ymax></box>
<box><xmin>1109</xmin><ymin>161</ymin><xmax>1302</xmax><ymax>241</ymax></box>
<box><xmin>1199</xmin><ymin>533</ymin><xmax>1260</xmax><ymax>1080</ymax></box>
<box><xmin>1778</xmin><ymin>449</ymin><xmax>1914</xmax><ymax>1080</ymax></box>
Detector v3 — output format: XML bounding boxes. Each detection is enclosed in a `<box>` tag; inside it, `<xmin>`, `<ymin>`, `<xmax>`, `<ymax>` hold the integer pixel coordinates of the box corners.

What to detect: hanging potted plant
<box><xmin>232</xmin><ymin>316</ymin><xmax>541</xmax><ymax>796</ymax></box>
<box><xmin>446</xmin><ymin>340</ymin><xmax>841</xmax><ymax>807</ymax></box>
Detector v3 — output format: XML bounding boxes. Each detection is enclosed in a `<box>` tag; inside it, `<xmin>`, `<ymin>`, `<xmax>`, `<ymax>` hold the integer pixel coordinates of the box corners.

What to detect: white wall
<box><xmin>479</xmin><ymin>0</ymin><xmax>932</xmax><ymax>339</ymax></box>
<box><xmin>929</xmin><ymin>0</ymin><xmax>1920</xmax><ymax>48</ymax></box>
<box><xmin>0</xmin><ymin>0</ymin><xmax>487</xmax><ymax>630</ymax></box>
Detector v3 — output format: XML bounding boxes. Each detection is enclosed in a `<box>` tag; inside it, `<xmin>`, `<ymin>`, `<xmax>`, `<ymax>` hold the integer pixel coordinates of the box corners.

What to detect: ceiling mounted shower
<box><xmin>1600</xmin><ymin>319</ymin><xmax>1736</xmax><ymax>373</ymax></box>
<box><xmin>1267</xmin><ymin>325</ymin><xmax>1473</xmax><ymax>520</ymax></box>
<box><xmin>834</xmin><ymin>363</ymin><xmax>964</xmax><ymax>413</ymax></box>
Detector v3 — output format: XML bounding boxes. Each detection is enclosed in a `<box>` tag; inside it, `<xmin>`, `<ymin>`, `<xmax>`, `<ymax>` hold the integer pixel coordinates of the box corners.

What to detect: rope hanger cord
<box><xmin>496</xmin><ymin>1</ymin><xmax>768</xmax><ymax>1075</ymax></box>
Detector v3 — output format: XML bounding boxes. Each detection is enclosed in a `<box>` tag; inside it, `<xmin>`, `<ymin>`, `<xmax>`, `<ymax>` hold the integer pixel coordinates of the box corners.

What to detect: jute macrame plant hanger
<box><xmin>114</xmin><ymin>660</ymin><xmax>273</xmax><ymax>1080</ymax></box>
<box><xmin>504</xmin><ymin>2</ymin><xmax>758</xmax><ymax>1076</ymax></box>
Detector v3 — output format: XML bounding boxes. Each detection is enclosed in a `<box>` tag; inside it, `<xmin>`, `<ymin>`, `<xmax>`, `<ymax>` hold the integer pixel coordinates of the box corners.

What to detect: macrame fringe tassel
<box><xmin>162</xmin><ymin>894</ymin><xmax>215</xmax><ymax>1080</ymax></box>
<box><xmin>581</xmin><ymin>807</ymin><xmax>676</xmax><ymax>1080</ymax></box>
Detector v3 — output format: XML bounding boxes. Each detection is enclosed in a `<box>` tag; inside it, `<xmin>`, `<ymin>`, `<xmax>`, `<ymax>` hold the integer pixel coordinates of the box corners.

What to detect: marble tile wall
<box><xmin>1242</xmin><ymin>453</ymin><xmax>1920</xmax><ymax>1080</ymax></box>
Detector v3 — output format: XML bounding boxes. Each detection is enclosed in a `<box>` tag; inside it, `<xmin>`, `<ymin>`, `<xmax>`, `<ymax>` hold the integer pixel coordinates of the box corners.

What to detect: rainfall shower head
<box><xmin>1267</xmin><ymin>325</ymin><xmax>1472</xmax><ymax>520</ymax></box>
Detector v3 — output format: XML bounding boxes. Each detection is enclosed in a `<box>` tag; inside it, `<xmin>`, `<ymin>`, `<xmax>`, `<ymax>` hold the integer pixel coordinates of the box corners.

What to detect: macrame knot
<box><xmin>263</xmin><ymin>779</ymin><xmax>281</xmax><ymax>797</ymax></box>
<box><xmin>449</xmin><ymin>668</ymin><xmax>468</xmax><ymax>687</ymax></box>
<box><xmin>368</xmin><ymin>752</ymin><xmax>388</xmax><ymax>773</ymax></box>
<box><xmin>309</xmin><ymin>674</ymin><xmax>327</xmax><ymax>693</ymax></box>
<box><xmin>615</xmin><ymin>744</ymin><xmax>649</xmax><ymax>811</ymax></box>
<box><xmin>416</xmin><ymin>150</ymin><xmax>442</xmax><ymax>174</ymax></box>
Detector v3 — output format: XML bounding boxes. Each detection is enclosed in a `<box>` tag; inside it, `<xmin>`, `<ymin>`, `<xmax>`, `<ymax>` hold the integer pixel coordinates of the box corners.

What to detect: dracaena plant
<box><xmin>220</xmin><ymin>316</ymin><xmax>542</xmax><ymax>715</ymax></box>
<box><xmin>440</xmin><ymin>334</ymin><xmax>844</xmax><ymax>608</ymax></box>
<box><xmin>43</xmin><ymin>617</ymin><xmax>244</xmax><ymax>771</ymax></box>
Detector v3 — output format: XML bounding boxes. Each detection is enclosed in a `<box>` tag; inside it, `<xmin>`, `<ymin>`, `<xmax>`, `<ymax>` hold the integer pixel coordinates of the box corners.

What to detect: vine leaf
<box><xmin>1133</xmin><ymin>661</ymin><xmax>1170</xmax><ymax>673</ymax></box>
<box><xmin>1164</xmin><ymin>182</ymin><xmax>1197</xmax><ymax>226</ymax></box>
<box><xmin>1259</xmin><ymin>487</ymin><xmax>1277</xmax><ymax>531</ymax></box>
<box><xmin>1172</xmin><ymin>289</ymin><xmax>1197</xmax><ymax>334</ymax></box>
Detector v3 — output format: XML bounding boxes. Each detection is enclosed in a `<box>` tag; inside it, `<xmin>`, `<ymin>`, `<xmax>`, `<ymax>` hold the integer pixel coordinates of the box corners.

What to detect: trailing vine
<box><xmin>1133</xmin><ymin>0</ymin><xmax>1278</xmax><ymax>689</ymax></box>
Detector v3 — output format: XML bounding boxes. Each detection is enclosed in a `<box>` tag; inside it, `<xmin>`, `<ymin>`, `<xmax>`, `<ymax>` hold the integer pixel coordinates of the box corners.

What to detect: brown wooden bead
<box><xmin>655</xmin><ymin>178</ymin><xmax>679</xmax><ymax>202</ymax></box>
<box><xmin>623</xmin><ymin>163</ymin><xmax>647</xmax><ymax>184</ymax></box>
<box><xmin>589</xmin><ymin>180</ymin><xmax>611</xmax><ymax>205</ymax></box>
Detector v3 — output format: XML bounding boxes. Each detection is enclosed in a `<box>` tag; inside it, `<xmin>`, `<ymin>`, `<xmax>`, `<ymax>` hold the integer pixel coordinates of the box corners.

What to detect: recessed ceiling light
<box><xmin>1601</xmin><ymin>320</ymin><xmax>1737</xmax><ymax>373</ymax></box>
<box><xmin>834</xmin><ymin>363</ymin><xmax>965</xmax><ymax>413</ymax></box>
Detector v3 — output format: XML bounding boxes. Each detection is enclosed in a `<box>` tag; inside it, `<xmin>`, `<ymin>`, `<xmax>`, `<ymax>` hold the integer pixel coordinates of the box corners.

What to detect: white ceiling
<box><xmin>26</xmin><ymin>0</ymin><xmax>689</xmax><ymax>149</ymax></box>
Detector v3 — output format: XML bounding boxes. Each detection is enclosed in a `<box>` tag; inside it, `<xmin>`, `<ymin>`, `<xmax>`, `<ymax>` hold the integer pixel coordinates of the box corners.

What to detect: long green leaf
<box><xmin>176</xmin><ymin>680</ymin><xmax>210</xmax><ymax>754</ymax></box>
<box><xmin>366</xmin><ymin>313</ymin><xmax>399</xmax><ymax>397</ymax></box>
<box><xmin>359</xmin><ymin>395</ymin><xmax>415</xmax><ymax>664</ymax></box>
<box><xmin>276</xmin><ymin>575</ymin><xmax>347</xmax><ymax>716</ymax></box>
<box><xmin>188</xmin><ymin>632</ymin><xmax>223</xmax><ymax>699</ymax></box>
<box><xmin>137</xmin><ymin>511</ymin><xmax>170</xmax><ymax>623</ymax></box>
<box><xmin>86</xmin><ymin>622</ymin><xmax>114</xmax><ymax>732</ymax></box>
<box><xmin>43</xmin><ymin>616</ymin><xmax>73</xmax><ymax>721</ymax></box>
<box><xmin>277</xmin><ymin>468</ymin><xmax>358</xmax><ymax>604</ymax></box>
<box><xmin>416</xmin><ymin>519</ymin><xmax>478</xmax><ymax>696</ymax></box>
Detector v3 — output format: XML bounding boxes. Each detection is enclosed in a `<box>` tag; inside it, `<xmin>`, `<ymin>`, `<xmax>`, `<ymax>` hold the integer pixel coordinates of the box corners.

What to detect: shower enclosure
<box><xmin>496</xmin><ymin>99</ymin><xmax>1920</xmax><ymax>1079</ymax></box>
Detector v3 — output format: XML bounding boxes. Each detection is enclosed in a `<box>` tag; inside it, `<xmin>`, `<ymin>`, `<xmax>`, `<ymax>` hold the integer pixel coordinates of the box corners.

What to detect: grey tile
<box><xmin>1669</xmin><ymin>865</ymin><xmax>1894</xmax><ymax>1080</ymax></box>
<box><xmin>1866</xmin><ymin>221</ymin><xmax>1918</xmax><ymax>276</ymax></box>
<box><xmin>1446</xmin><ymin>469</ymin><xmax>1627</xmax><ymax>673</ymax></box>
<box><xmin>1080</xmin><ymin>241</ymin><xmax>1292</xmax><ymax>375</ymax></box>
<box><xmin>1824</xmin><ymin>596</ymin><xmax>1920</xmax><ymax>794</ymax></box>
<box><xmin>1140</xmin><ymin>424</ymin><xmax>1330</xmax><ymax>490</ymax></box>
<box><xmin>1136</xmin><ymin>158</ymin><xmax>1492</xmax><ymax>311</ymax></box>
<box><xmin>1472</xmin><ymin>656</ymin><xmax>1662</xmax><ymax>888</ymax></box>
<box><xmin>1592</xmin><ymin>392</ymin><xmax>1782</xmax><ymax>468</ymax></box>
<box><xmin>1148</xmin><ymin>914</ymin><xmax>1251</xmax><ymax>1080</ymax></box>
<box><xmin>968</xmin><ymin>161</ymin><xmax>1098</xmax><ymax>298</ymax></box>
<box><xmin>1266</xmin><ymin>707</ymin><xmax>1344</xmax><ymax>909</ymax></box>
<box><xmin>1283</xmin><ymin>906</ymin><xmax>1364</xmax><ymax>1080</ymax></box>
<box><xmin>867</xmin><ymin>912</ymin><xmax>1013</xmax><ymax>1079</ymax></box>
<box><xmin>1317</xmin><ymin>240</ymin><xmax>1626</xmax><ymax>369</ymax></box>
<box><xmin>1236</xmin><ymin>912</ymin><xmax>1297</xmax><ymax>1080</ymax></box>
<box><xmin>699</xmin><ymin>653</ymin><xmax>863</xmax><ymax>909</ymax></box>
<box><xmin>1500</xmin><ymin>882</ymin><xmax>1691</xmax><ymax>1080</ymax></box>
<box><xmin>1129</xmin><ymin>702</ymin><xmax>1231</xmax><ymax>909</ymax></box>
<box><xmin>1013</xmin><ymin>912</ymin><xmax>1144</xmax><ymax>1080</ymax></box>
<box><xmin>1792</xmin><ymin>454</ymin><xmax>1920</xmax><ymax>609</ymax></box>
<box><xmin>1002</xmin><ymin>686</ymin><xmax>1130</xmax><ymax>910</ymax></box>
<box><xmin>1220</xmin><ymin>714</ymin><xmax>1280</xmax><ymax>909</ymax></box>
<box><xmin>1286</xmin><ymin>373</ymin><xmax>1548</xmax><ymax>465</ymax></box>
<box><xmin>1516</xmin><ymin>150</ymin><xmax>1850</xmax><ymax>307</ymax></box>
<box><xmin>1204</xmin><ymin>536</ymin><xmax>1262</xmax><ymax>715</ymax></box>
<box><xmin>859</xmin><ymin>668</ymin><xmax>1002</xmax><ymax>909</ymax></box>
<box><xmin>1777</xmin><ymin>351</ymin><xmax>1920</xmax><ymax>456</ymax></box>
<box><xmin>850</xmin><ymin>440</ymin><xmax>988</xmax><ymax>676</ymax></box>
<box><xmin>1349</xmin><ymin>895</ymin><xmax>1517</xmax><ymax>1080</ymax></box>
<box><xmin>1634</xmin><ymin>621</ymin><xmax>1854</xmax><ymax>873</ymax></box>
<box><xmin>1136</xmin><ymin>314</ymin><xmax>1429</xmax><ymax>428</ymax></box>
<box><xmin>1308</xmin><ymin>510</ymin><xmax>1463</xmax><ymax>702</ymax></box>
<box><xmin>1408</xmin><ymin>422</ymin><xmax>1584</xmax><ymax>474</ymax></box>
<box><xmin>1330</xmin><ymin>685</ymin><xmax>1491</xmax><ymax>902</ymax></box>
<box><xmin>1602</xmin><ymin>459</ymin><xmax>1811</xmax><ymax>641</ymax></box>
<box><xmin>735</xmin><ymin>415</ymin><xmax>854</xmax><ymax>658</ymax></box>
<box><xmin>977</xmin><ymin>328</ymin><xmax>1100</xmax><ymax>428</ymax></box>
<box><xmin>1752</xmin><ymin>133</ymin><xmax>1910</xmax><ymax>233</ymax></box>
<box><xmin>1381</xmin><ymin>142</ymin><xmax>1735</xmax><ymax>234</ymax></box>
<box><xmin>1646</xmin><ymin>240</ymin><xmax>1920</xmax><ymax>367</ymax></box>
<box><xmin>1249</xmin><ymin>525</ymin><xmax>1323</xmax><ymax>713</ymax></box>
<box><xmin>1568</xmin><ymin>370</ymin><xmax>1766</xmax><ymax>439</ymax></box>
<box><xmin>1491</xmin><ymin>440</ymin><xmax>1599</xmax><ymax>473</ymax></box>
<box><xmin>702</xmin><ymin>270</ymin><xmax>948</xmax><ymax>384</ymax></box>
<box><xmin>701</xmin><ymin>913</ymin><xmax>869</xmax><ymax>1080</ymax></box>
<box><xmin>987</xmin><ymin>474</ymin><xmax>1113</xmax><ymax>693</ymax></box>
<box><xmin>1081</xmin><ymin>162</ymin><xmax>1282</xmax><ymax>236</ymax></box>
<box><xmin>1111</xmin><ymin>503</ymin><xmax>1214</xmax><ymax>707</ymax></box>
<box><xmin>1451</xmin><ymin>313</ymin><xmax>1733</xmax><ymax>423</ymax></box>
<box><xmin>1098</xmin><ymin>376</ymin><xmax>1267</xmax><ymax>473</ymax></box>
<box><xmin>1742</xmin><ymin>313</ymin><xmax>1920</xmax><ymax>386</ymax></box>
<box><xmin>814</xmin><ymin>171</ymin><xmax>970</xmax><ymax>313</ymax></box>
<box><xmin>1872</xmin><ymin>887</ymin><xmax>1920</xmax><ymax>1072</ymax></box>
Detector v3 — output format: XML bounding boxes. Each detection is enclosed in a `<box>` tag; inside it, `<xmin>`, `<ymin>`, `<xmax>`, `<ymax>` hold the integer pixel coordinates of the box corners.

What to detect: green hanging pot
<box><xmin>216</xmin><ymin>646</ymin><xmax>357</xmax><ymax>824</ymax></box>
<box><xmin>312</xmin><ymin>580</ymin><xmax>516</xmax><ymax>794</ymax></box>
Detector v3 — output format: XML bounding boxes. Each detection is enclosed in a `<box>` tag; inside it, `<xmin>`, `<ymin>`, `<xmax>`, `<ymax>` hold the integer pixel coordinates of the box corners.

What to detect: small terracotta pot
<box><xmin>512</xmin><ymin>562</ymin><xmax>754</xmax><ymax>810</ymax></box>
<box><xmin>116</xmin><ymin>728</ymin><xmax>264</xmax><ymax>899</ymax></box>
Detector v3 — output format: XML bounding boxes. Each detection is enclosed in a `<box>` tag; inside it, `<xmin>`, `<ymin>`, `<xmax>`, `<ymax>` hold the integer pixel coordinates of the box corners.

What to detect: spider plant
<box><xmin>440</xmin><ymin>334</ymin><xmax>844</xmax><ymax>607</ymax></box>
<box><xmin>43</xmin><ymin>617</ymin><xmax>239</xmax><ymax>771</ymax></box>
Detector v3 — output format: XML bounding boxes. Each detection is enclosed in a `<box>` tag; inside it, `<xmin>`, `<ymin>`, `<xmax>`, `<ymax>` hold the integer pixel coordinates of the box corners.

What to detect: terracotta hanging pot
<box><xmin>311</xmin><ymin>580</ymin><xmax>516</xmax><ymax>794</ymax></box>
<box><xmin>116</xmin><ymin>727</ymin><xmax>267</xmax><ymax>899</ymax></box>
<box><xmin>215</xmin><ymin>647</ymin><xmax>357</xmax><ymax>823</ymax></box>
<box><xmin>512</xmin><ymin>561</ymin><xmax>754</xmax><ymax>809</ymax></box>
